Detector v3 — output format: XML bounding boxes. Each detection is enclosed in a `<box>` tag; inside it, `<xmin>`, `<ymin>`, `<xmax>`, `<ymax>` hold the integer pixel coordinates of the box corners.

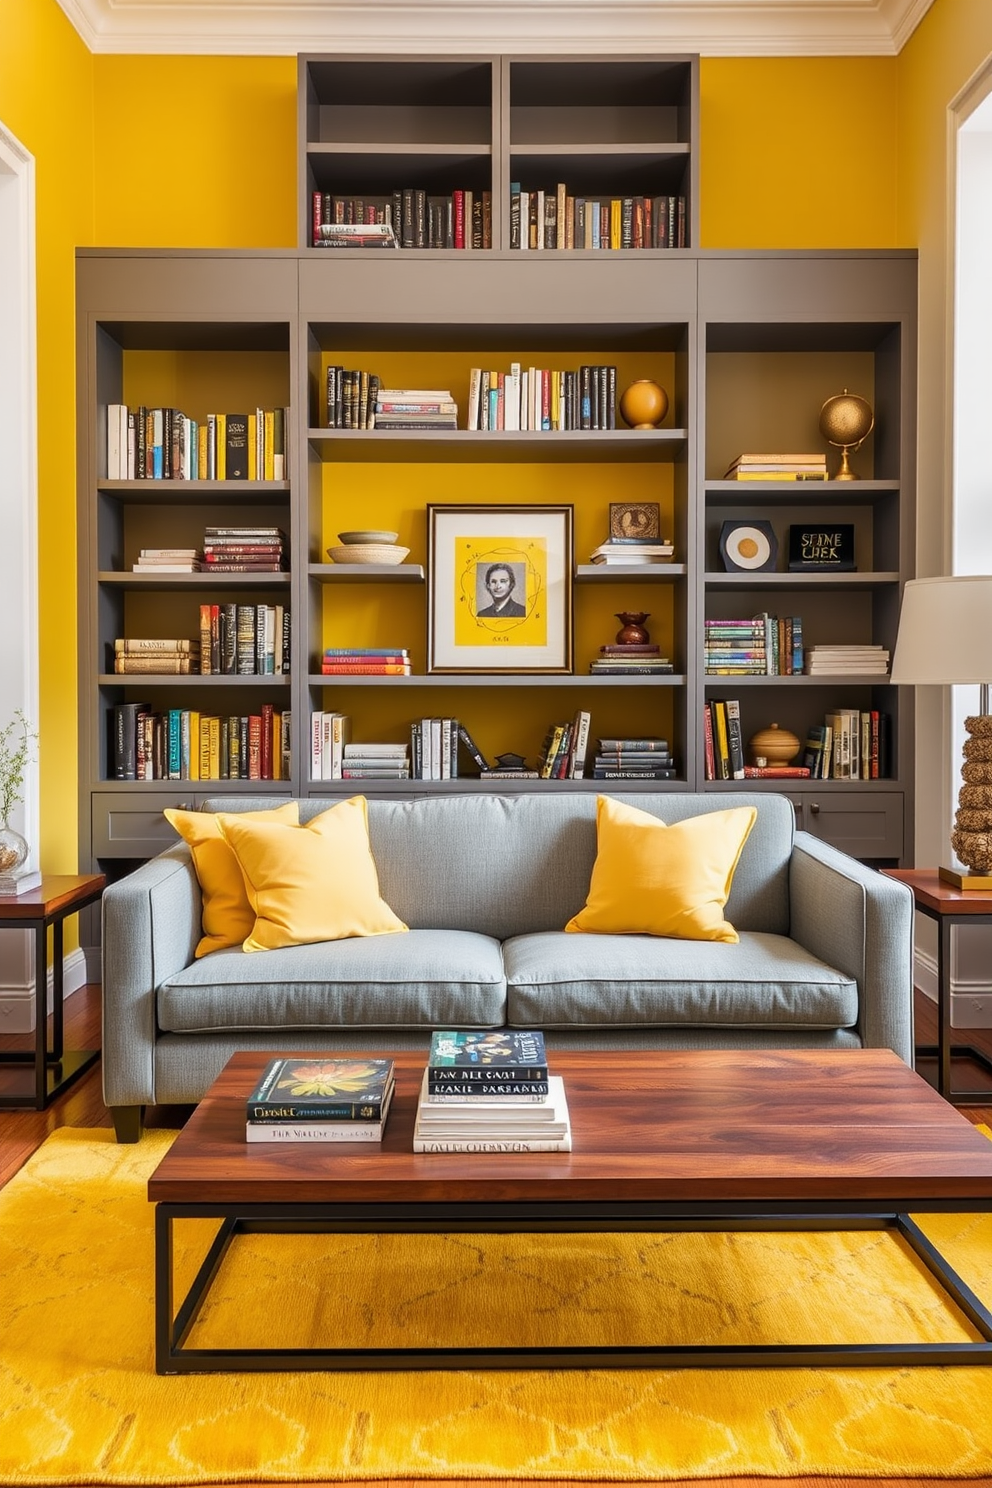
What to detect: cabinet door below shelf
<box><xmin>91</xmin><ymin>792</ymin><xmax>195</xmax><ymax>859</ymax></box>
<box><xmin>792</xmin><ymin>790</ymin><xmax>903</xmax><ymax>861</ymax></box>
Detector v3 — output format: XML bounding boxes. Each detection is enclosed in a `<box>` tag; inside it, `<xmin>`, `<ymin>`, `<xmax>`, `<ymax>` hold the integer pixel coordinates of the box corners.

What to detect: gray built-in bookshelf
<box><xmin>75</xmin><ymin>56</ymin><xmax>916</xmax><ymax>958</ymax></box>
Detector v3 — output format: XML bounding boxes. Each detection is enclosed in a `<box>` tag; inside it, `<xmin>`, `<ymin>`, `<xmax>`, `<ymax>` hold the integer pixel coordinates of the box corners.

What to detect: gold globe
<box><xmin>818</xmin><ymin>389</ymin><xmax>874</xmax><ymax>481</ymax></box>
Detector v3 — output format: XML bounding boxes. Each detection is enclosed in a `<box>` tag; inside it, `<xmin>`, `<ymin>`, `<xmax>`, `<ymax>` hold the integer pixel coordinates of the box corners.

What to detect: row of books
<box><xmin>589</xmin><ymin>644</ymin><xmax>674</xmax><ymax>676</ymax></box>
<box><xmin>111</xmin><ymin>702</ymin><xmax>290</xmax><ymax>782</ymax></box>
<box><xmin>802</xmin><ymin>709</ymin><xmax>891</xmax><ymax>779</ymax></box>
<box><xmin>538</xmin><ymin>711</ymin><xmax>592</xmax><ymax>779</ymax></box>
<box><xmin>113</xmin><ymin>605</ymin><xmax>291</xmax><ymax>677</ymax></box>
<box><xmin>340</xmin><ymin>743</ymin><xmax>411</xmax><ymax>779</ymax></box>
<box><xmin>320</xmin><ymin>647</ymin><xmax>411</xmax><ymax>676</ymax></box>
<box><xmin>244</xmin><ymin>1033</ymin><xmax>570</xmax><ymax>1152</ymax></box>
<box><xmin>202</xmin><ymin>527</ymin><xmax>287</xmax><ymax>573</ymax></box>
<box><xmin>310</xmin><ymin>189</ymin><xmax>493</xmax><ymax>250</ymax></box>
<box><xmin>106</xmin><ymin>405</ymin><xmax>288</xmax><ymax>482</ymax></box>
<box><xmin>704</xmin><ymin>615</ymin><xmax>804</xmax><ymax>676</ymax></box>
<box><xmin>325</xmin><ymin>366</ymin><xmax>380</xmax><ymax>429</ymax></box>
<box><xmin>804</xmin><ymin>645</ymin><xmax>890</xmax><ymax>676</ymax></box>
<box><xmin>467</xmin><ymin>363</ymin><xmax>617</xmax><ymax>431</ymax></box>
<box><xmin>723</xmin><ymin>452</ymin><xmax>827</xmax><ymax>482</ymax></box>
<box><xmin>510</xmin><ymin>185</ymin><xmax>686</xmax><ymax>251</ymax></box>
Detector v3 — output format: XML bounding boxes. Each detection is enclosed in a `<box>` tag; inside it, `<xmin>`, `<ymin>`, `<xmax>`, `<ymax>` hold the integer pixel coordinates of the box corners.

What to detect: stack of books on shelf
<box><xmin>320</xmin><ymin>647</ymin><xmax>411</xmax><ymax>676</ymax></box>
<box><xmin>312</xmin><ymin>189</ymin><xmax>492</xmax><ymax>251</ymax></box>
<box><xmin>113</xmin><ymin>638</ymin><xmax>199</xmax><ymax>675</ymax></box>
<box><xmin>106</xmin><ymin>405</ymin><xmax>287</xmax><ymax>481</ymax></box>
<box><xmin>413</xmin><ymin>1032</ymin><xmax>570</xmax><ymax>1154</ymax></box>
<box><xmin>510</xmin><ymin>184</ymin><xmax>686</xmax><ymax>251</ymax></box>
<box><xmin>372</xmin><ymin>390</ymin><xmax>458</xmax><ymax>431</ymax></box>
<box><xmin>589</xmin><ymin>539</ymin><xmax>675</xmax><ymax>566</ymax></box>
<box><xmin>537</xmin><ymin>710</ymin><xmax>592</xmax><ymax>780</ymax></box>
<box><xmin>704</xmin><ymin>615</ymin><xmax>803</xmax><ymax>675</ymax></box>
<box><xmin>590</xmin><ymin>645</ymin><xmax>673</xmax><ymax>676</ymax></box>
<box><xmin>341</xmin><ymin>742</ymin><xmax>411</xmax><ymax>780</ymax></box>
<box><xmin>326</xmin><ymin>367</ymin><xmax>380</xmax><ymax>429</ymax></box>
<box><xmin>310</xmin><ymin>711</ymin><xmax>350</xmax><ymax>780</ymax></box>
<box><xmin>703</xmin><ymin>700</ymin><xmax>746</xmax><ymax>781</ymax></box>
<box><xmin>592</xmin><ymin>737</ymin><xmax>675</xmax><ymax>781</ymax></box>
<box><xmin>803</xmin><ymin>644</ymin><xmax>890</xmax><ymax>676</ymax></box>
<box><xmin>802</xmin><ymin>709</ymin><xmax>891</xmax><ymax>780</ymax></box>
<box><xmin>198</xmin><ymin>602</ymin><xmax>290</xmax><ymax>676</ymax></box>
<box><xmin>246</xmin><ymin>1057</ymin><xmax>395</xmax><ymax>1144</ymax></box>
<box><xmin>113</xmin><ymin>702</ymin><xmax>290</xmax><ymax>782</ymax></box>
<box><xmin>466</xmin><ymin>363</ymin><xmax>616</xmax><ymax>431</ymax></box>
<box><xmin>313</xmin><ymin>221</ymin><xmax>398</xmax><ymax>249</ymax></box>
<box><xmin>723</xmin><ymin>452</ymin><xmax>827</xmax><ymax>482</ymax></box>
<box><xmin>132</xmin><ymin>547</ymin><xmax>201</xmax><ymax>573</ymax></box>
<box><xmin>202</xmin><ymin>527</ymin><xmax>286</xmax><ymax>573</ymax></box>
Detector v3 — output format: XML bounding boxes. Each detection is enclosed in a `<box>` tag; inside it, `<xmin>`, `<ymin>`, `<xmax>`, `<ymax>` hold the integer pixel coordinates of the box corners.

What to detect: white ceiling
<box><xmin>56</xmin><ymin>0</ymin><xmax>936</xmax><ymax>58</ymax></box>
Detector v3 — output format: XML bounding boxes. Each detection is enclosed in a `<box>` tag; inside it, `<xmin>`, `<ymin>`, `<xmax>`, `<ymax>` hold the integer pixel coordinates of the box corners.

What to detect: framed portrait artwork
<box><xmin>427</xmin><ymin>504</ymin><xmax>574</xmax><ymax>674</ymax></box>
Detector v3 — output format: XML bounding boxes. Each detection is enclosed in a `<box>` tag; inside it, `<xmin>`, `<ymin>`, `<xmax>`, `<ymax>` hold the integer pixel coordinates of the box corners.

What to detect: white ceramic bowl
<box><xmin>337</xmin><ymin>529</ymin><xmax>399</xmax><ymax>545</ymax></box>
<box><xmin>326</xmin><ymin>543</ymin><xmax>410</xmax><ymax>566</ymax></box>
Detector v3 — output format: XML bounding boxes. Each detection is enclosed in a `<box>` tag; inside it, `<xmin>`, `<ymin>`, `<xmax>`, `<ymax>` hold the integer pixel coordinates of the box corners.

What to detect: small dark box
<box><xmin>788</xmin><ymin>523</ymin><xmax>856</xmax><ymax>570</ymax></box>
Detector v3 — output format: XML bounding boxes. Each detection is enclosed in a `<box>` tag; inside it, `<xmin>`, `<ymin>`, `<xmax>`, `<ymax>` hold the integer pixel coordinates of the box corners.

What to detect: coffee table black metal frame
<box><xmin>0</xmin><ymin>874</ymin><xmax>104</xmax><ymax>1110</ymax></box>
<box><xmin>154</xmin><ymin>1194</ymin><xmax>992</xmax><ymax>1374</ymax></box>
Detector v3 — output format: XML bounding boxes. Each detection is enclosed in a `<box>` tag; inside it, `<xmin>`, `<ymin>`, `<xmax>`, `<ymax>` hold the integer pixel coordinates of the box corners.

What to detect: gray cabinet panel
<box><xmin>92</xmin><ymin>793</ymin><xmax>191</xmax><ymax>859</ymax></box>
<box><xmin>798</xmin><ymin>790</ymin><xmax>903</xmax><ymax>860</ymax></box>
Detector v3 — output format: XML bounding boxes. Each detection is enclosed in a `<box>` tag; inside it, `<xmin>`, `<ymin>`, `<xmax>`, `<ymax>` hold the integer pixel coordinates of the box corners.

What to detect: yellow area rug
<box><xmin>2</xmin><ymin>1128</ymin><xmax>992</xmax><ymax>1483</ymax></box>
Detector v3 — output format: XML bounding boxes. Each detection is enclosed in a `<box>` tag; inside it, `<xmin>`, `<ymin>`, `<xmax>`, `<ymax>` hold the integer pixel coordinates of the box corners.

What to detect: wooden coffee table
<box><xmin>148</xmin><ymin>1047</ymin><xmax>992</xmax><ymax>1374</ymax></box>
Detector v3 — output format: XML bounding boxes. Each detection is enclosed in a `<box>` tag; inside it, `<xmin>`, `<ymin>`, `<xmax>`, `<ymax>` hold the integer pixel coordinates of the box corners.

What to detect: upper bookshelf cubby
<box><xmin>298</xmin><ymin>54</ymin><xmax>698</xmax><ymax>253</ymax></box>
<box><xmin>504</xmin><ymin>57</ymin><xmax>699</xmax><ymax>252</ymax></box>
<box><xmin>299</xmin><ymin>56</ymin><xmax>497</xmax><ymax>250</ymax></box>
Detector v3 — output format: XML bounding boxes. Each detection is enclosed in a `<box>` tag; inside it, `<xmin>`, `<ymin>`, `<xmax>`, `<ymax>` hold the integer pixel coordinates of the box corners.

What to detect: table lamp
<box><xmin>890</xmin><ymin>574</ymin><xmax>992</xmax><ymax>889</ymax></box>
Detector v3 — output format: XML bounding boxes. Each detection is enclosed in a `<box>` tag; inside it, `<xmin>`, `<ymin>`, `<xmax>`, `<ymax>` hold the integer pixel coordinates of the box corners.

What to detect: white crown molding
<box><xmin>56</xmin><ymin>0</ymin><xmax>935</xmax><ymax>58</ymax></box>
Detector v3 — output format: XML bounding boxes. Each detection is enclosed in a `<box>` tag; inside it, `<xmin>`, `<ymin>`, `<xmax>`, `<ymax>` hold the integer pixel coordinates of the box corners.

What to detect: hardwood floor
<box><xmin>2</xmin><ymin>984</ymin><xmax>991</xmax><ymax>1488</ymax></box>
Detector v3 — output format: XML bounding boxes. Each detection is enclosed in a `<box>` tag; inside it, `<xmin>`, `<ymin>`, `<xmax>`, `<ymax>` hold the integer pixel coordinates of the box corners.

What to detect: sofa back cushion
<box><xmin>202</xmin><ymin>792</ymin><xmax>793</xmax><ymax>940</ymax></box>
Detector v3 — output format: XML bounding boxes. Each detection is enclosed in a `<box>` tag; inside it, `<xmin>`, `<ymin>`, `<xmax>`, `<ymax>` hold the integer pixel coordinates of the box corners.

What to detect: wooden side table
<box><xmin>883</xmin><ymin>868</ymin><xmax>992</xmax><ymax>1105</ymax></box>
<box><xmin>0</xmin><ymin>874</ymin><xmax>105</xmax><ymax>1110</ymax></box>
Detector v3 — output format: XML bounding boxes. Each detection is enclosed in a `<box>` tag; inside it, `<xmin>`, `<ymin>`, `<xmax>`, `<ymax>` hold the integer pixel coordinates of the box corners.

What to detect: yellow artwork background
<box><xmin>453</xmin><ymin>536</ymin><xmax>548</xmax><ymax>649</ymax></box>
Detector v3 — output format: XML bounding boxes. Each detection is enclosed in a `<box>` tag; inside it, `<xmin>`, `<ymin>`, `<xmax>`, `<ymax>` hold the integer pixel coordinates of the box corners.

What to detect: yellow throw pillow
<box><xmin>565</xmin><ymin>796</ymin><xmax>757</xmax><ymax>943</ymax></box>
<box><xmin>164</xmin><ymin>802</ymin><xmax>301</xmax><ymax>957</ymax></box>
<box><xmin>217</xmin><ymin>795</ymin><xmax>408</xmax><ymax>952</ymax></box>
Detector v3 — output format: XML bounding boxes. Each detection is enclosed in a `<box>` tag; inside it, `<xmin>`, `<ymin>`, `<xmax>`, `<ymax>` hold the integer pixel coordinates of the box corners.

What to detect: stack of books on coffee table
<box><xmin>413</xmin><ymin>1031</ymin><xmax>571</xmax><ymax>1152</ymax></box>
<box><xmin>245</xmin><ymin>1056</ymin><xmax>395</xmax><ymax>1142</ymax></box>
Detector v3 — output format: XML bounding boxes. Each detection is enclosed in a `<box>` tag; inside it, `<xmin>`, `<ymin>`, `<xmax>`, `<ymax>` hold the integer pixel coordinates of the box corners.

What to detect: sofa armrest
<box><xmin>789</xmin><ymin>831</ymin><xmax>914</xmax><ymax>1064</ymax></box>
<box><xmin>101</xmin><ymin>846</ymin><xmax>201</xmax><ymax>1107</ymax></box>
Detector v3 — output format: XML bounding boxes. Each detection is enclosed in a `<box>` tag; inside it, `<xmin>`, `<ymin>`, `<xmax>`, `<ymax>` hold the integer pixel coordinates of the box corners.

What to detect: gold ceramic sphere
<box><xmin>619</xmin><ymin>379</ymin><xmax>669</xmax><ymax>429</ymax></box>
<box><xmin>818</xmin><ymin>390</ymin><xmax>873</xmax><ymax>448</ymax></box>
<box><xmin>747</xmin><ymin>723</ymin><xmax>801</xmax><ymax>767</ymax></box>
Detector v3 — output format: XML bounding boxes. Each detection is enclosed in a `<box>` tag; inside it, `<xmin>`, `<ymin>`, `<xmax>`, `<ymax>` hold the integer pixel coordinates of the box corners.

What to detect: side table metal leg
<box><xmin>937</xmin><ymin>915</ymin><xmax>953</xmax><ymax>1100</ymax></box>
<box><xmin>51</xmin><ymin>914</ymin><xmax>65</xmax><ymax>1062</ymax></box>
<box><xmin>34</xmin><ymin>919</ymin><xmax>47</xmax><ymax>1108</ymax></box>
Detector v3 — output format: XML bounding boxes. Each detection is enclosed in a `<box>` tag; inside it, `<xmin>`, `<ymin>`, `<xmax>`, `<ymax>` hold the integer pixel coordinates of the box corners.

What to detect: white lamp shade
<box><xmin>890</xmin><ymin>575</ymin><xmax>992</xmax><ymax>685</ymax></box>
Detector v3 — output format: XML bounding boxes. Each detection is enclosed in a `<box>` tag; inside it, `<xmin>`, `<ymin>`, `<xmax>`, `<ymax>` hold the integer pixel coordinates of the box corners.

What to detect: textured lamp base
<box><xmin>938</xmin><ymin>866</ymin><xmax>992</xmax><ymax>892</ymax></box>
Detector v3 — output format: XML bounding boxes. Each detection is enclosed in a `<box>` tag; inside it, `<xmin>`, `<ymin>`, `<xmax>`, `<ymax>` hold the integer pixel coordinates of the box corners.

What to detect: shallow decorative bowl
<box><xmin>327</xmin><ymin>543</ymin><xmax>410</xmax><ymax>565</ymax></box>
<box><xmin>337</xmin><ymin>529</ymin><xmax>399</xmax><ymax>545</ymax></box>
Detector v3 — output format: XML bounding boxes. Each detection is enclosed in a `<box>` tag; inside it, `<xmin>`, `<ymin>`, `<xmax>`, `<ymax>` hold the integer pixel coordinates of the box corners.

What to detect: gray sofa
<box><xmin>101</xmin><ymin>791</ymin><xmax>915</xmax><ymax>1140</ymax></box>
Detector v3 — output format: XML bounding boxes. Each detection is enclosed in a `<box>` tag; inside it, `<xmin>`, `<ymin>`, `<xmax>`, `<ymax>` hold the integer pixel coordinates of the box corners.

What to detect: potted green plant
<box><xmin>0</xmin><ymin>710</ymin><xmax>37</xmax><ymax>881</ymax></box>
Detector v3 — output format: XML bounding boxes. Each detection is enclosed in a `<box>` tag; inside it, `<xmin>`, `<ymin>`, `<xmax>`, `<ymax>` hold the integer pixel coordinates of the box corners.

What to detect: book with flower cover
<box><xmin>246</xmin><ymin>1056</ymin><xmax>394</xmax><ymax>1122</ymax></box>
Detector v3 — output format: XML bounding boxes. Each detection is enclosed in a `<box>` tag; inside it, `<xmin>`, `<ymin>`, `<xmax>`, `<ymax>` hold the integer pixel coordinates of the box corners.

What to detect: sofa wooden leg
<box><xmin>110</xmin><ymin>1105</ymin><xmax>145</xmax><ymax>1143</ymax></box>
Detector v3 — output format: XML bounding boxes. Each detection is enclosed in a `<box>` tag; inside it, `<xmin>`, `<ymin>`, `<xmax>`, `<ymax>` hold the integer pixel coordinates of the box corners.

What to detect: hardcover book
<box><xmin>246</xmin><ymin>1056</ymin><xmax>394</xmax><ymax>1122</ymax></box>
<box><xmin>426</xmin><ymin>1029</ymin><xmax>547</xmax><ymax>1080</ymax></box>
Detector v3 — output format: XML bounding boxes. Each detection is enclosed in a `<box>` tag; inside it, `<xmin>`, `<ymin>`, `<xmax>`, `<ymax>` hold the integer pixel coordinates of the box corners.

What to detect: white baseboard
<box><xmin>914</xmin><ymin>947</ymin><xmax>992</xmax><ymax>1026</ymax></box>
<box><xmin>0</xmin><ymin>948</ymin><xmax>89</xmax><ymax>1034</ymax></box>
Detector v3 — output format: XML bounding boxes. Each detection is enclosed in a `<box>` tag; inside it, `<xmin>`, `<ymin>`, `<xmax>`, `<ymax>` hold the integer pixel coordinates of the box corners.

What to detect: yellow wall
<box><xmin>3</xmin><ymin>0</ymin><xmax>992</xmax><ymax>866</ymax></box>
<box><xmin>0</xmin><ymin>0</ymin><xmax>93</xmax><ymax>875</ymax></box>
<box><xmin>700</xmin><ymin>57</ymin><xmax>900</xmax><ymax>248</ymax></box>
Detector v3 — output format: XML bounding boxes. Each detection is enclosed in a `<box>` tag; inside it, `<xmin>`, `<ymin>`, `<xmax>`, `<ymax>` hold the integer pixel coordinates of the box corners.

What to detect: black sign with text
<box><xmin>787</xmin><ymin>523</ymin><xmax>855</xmax><ymax>570</ymax></box>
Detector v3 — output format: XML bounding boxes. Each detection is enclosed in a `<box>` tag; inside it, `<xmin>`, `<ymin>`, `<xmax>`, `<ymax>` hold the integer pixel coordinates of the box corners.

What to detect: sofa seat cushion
<box><xmin>503</xmin><ymin>931</ymin><xmax>858</xmax><ymax>1031</ymax></box>
<box><xmin>157</xmin><ymin>929</ymin><xmax>505</xmax><ymax>1033</ymax></box>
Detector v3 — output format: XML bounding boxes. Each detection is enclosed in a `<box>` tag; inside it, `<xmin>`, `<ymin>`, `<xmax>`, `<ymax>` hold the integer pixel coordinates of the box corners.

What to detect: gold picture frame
<box><xmin>427</xmin><ymin>504</ymin><xmax>574</xmax><ymax>674</ymax></box>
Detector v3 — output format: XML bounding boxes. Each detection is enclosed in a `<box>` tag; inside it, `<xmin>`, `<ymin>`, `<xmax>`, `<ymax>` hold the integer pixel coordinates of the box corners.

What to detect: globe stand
<box><xmin>833</xmin><ymin>444</ymin><xmax>859</xmax><ymax>481</ymax></box>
